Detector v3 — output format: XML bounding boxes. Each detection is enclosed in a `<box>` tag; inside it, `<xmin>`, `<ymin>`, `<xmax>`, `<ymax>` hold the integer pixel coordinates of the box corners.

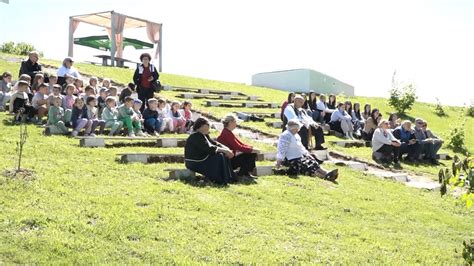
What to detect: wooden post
<box><xmin>158</xmin><ymin>24</ymin><xmax>163</xmax><ymax>72</ymax></box>
<box><xmin>68</xmin><ymin>17</ymin><xmax>74</xmax><ymax>57</ymax></box>
<box><xmin>110</xmin><ymin>11</ymin><xmax>116</xmax><ymax>67</ymax></box>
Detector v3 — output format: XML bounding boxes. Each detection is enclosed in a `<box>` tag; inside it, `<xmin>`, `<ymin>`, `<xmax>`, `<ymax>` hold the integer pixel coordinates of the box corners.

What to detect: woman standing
<box><xmin>185</xmin><ymin>118</ymin><xmax>236</xmax><ymax>185</ymax></box>
<box><xmin>276</xmin><ymin>119</ymin><xmax>338</xmax><ymax>180</ymax></box>
<box><xmin>217</xmin><ymin>114</ymin><xmax>260</xmax><ymax>178</ymax></box>
<box><xmin>133</xmin><ymin>53</ymin><xmax>159</xmax><ymax>112</ymax></box>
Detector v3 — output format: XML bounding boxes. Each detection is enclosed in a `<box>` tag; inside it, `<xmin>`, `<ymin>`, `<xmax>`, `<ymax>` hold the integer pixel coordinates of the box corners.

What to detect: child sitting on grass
<box><xmin>61</xmin><ymin>75</ymin><xmax>75</xmax><ymax>95</ymax></box>
<box><xmin>170</xmin><ymin>101</ymin><xmax>186</xmax><ymax>133</ymax></box>
<box><xmin>108</xmin><ymin>86</ymin><xmax>119</xmax><ymax>103</ymax></box>
<box><xmin>143</xmin><ymin>98</ymin><xmax>162</xmax><ymax>136</ymax></box>
<box><xmin>47</xmin><ymin>84</ymin><xmax>63</xmax><ymax>108</ymax></box>
<box><xmin>31</xmin><ymin>83</ymin><xmax>49</xmax><ymax>121</ymax></box>
<box><xmin>86</xmin><ymin>96</ymin><xmax>106</xmax><ymax>136</ymax></box>
<box><xmin>31</xmin><ymin>73</ymin><xmax>44</xmax><ymax>93</ymax></box>
<box><xmin>74</xmin><ymin>79</ymin><xmax>84</xmax><ymax>95</ymax></box>
<box><xmin>71</xmin><ymin>97</ymin><xmax>93</xmax><ymax>137</ymax></box>
<box><xmin>97</xmin><ymin>88</ymin><xmax>108</xmax><ymax>118</ymax></box>
<box><xmin>101</xmin><ymin>78</ymin><xmax>111</xmax><ymax>89</ymax></box>
<box><xmin>89</xmin><ymin>76</ymin><xmax>99</xmax><ymax>94</ymax></box>
<box><xmin>9</xmin><ymin>80</ymin><xmax>35</xmax><ymax>122</ymax></box>
<box><xmin>46</xmin><ymin>96</ymin><xmax>68</xmax><ymax>135</ymax></box>
<box><xmin>119</xmin><ymin>83</ymin><xmax>135</xmax><ymax>104</ymax></box>
<box><xmin>118</xmin><ymin>96</ymin><xmax>141</xmax><ymax>137</ymax></box>
<box><xmin>101</xmin><ymin>97</ymin><xmax>123</xmax><ymax>136</ymax></box>
<box><xmin>81</xmin><ymin>85</ymin><xmax>96</xmax><ymax>102</ymax></box>
<box><xmin>157</xmin><ymin>98</ymin><xmax>173</xmax><ymax>132</ymax></box>
<box><xmin>62</xmin><ymin>84</ymin><xmax>76</xmax><ymax>126</ymax></box>
<box><xmin>132</xmin><ymin>99</ymin><xmax>146</xmax><ymax>136</ymax></box>
<box><xmin>180</xmin><ymin>100</ymin><xmax>194</xmax><ymax>133</ymax></box>
<box><xmin>0</xmin><ymin>71</ymin><xmax>12</xmax><ymax>111</ymax></box>
<box><xmin>47</xmin><ymin>74</ymin><xmax>58</xmax><ymax>94</ymax></box>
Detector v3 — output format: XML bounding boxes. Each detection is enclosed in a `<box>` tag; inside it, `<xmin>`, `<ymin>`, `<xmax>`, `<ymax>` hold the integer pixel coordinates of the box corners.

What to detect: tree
<box><xmin>388</xmin><ymin>71</ymin><xmax>417</xmax><ymax>116</ymax></box>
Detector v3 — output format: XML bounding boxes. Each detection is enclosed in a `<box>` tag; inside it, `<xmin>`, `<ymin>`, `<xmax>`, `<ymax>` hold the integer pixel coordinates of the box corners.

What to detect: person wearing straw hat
<box><xmin>276</xmin><ymin>119</ymin><xmax>338</xmax><ymax>180</ymax></box>
<box><xmin>217</xmin><ymin>114</ymin><xmax>260</xmax><ymax>179</ymax></box>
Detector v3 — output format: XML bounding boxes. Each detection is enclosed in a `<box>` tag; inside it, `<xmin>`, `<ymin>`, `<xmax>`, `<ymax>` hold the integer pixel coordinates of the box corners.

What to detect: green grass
<box><xmin>1</xmin><ymin>54</ymin><xmax>473</xmax><ymax>263</ymax></box>
<box><xmin>0</xmin><ymin>111</ymin><xmax>473</xmax><ymax>264</ymax></box>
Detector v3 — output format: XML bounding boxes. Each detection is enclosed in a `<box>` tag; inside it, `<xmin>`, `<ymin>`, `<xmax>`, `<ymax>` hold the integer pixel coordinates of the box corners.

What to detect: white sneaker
<box><xmin>154</xmin><ymin>131</ymin><xmax>160</xmax><ymax>137</ymax></box>
<box><xmin>89</xmin><ymin>133</ymin><xmax>96</xmax><ymax>137</ymax></box>
<box><xmin>71</xmin><ymin>130</ymin><xmax>78</xmax><ymax>137</ymax></box>
<box><xmin>128</xmin><ymin>133</ymin><xmax>136</xmax><ymax>138</ymax></box>
<box><xmin>136</xmin><ymin>131</ymin><xmax>146</xmax><ymax>137</ymax></box>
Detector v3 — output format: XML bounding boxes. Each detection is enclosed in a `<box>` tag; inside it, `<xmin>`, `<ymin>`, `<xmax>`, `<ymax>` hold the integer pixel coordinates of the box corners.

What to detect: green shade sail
<box><xmin>73</xmin><ymin>35</ymin><xmax>153</xmax><ymax>51</ymax></box>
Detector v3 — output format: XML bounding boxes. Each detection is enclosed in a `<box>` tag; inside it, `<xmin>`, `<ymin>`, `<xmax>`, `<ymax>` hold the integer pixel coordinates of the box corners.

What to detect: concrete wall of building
<box><xmin>251</xmin><ymin>68</ymin><xmax>354</xmax><ymax>96</ymax></box>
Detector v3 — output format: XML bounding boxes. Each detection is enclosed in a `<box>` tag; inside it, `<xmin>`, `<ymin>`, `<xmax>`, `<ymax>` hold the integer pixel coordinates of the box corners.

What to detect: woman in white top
<box><xmin>371</xmin><ymin>119</ymin><xmax>401</xmax><ymax>164</ymax></box>
<box><xmin>330</xmin><ymin>102</ymin><xmax>355</xmax><ymax>139</ymax></box>
<box><xmin>57</xmin><ymin>57</ymin><xmax>81</xmax><ymax>80</ymax></box>
<box><xmin>276</xmin><ymin>119</ymin><xmax>338</xmax><ymax>180</ymax></box>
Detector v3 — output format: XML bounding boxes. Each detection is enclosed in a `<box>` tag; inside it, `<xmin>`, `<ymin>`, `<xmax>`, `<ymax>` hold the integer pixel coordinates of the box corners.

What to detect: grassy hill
<box><xmin>0</xmin><ymin>55</ymin><xmax>473</xmax><ymax>263</ymax></box>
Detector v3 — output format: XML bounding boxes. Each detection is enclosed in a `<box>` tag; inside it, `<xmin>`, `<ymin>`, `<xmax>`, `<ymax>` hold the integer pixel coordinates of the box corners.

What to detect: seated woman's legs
<box><xmin>185</xmin><ymin>153</ymin><xmax>236</xmax><ymax>185</ymax></box>
<box><xmin>231</xmin><ymin>153</ymin><xmax>257</xmax><ymax>176</ymax></box>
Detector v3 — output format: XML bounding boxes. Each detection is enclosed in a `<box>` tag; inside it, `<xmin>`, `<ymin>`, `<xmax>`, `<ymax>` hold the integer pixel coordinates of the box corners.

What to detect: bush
<box><xmin>0</xmin><ymin>41</ymin><xmax>43</xmax><ymax>57</ymax></box>
<box><xmin>388</xmin><ymin>72</ymin><xmax>417</xmax><ymax>116</ymax></box>
<box><xmin>434</xmin><ymin>97</ymin><xmax>447</xmax><ymax>117</ymax></box>
<box><xmin>446</xmin><ymin>115</ymin><xmax>467</xmax><ymax>154</ymax></box>
<box><xmin>467</xmin><ymin>102</ymin><xmax>474</xmax><ymax>117</ymax></box>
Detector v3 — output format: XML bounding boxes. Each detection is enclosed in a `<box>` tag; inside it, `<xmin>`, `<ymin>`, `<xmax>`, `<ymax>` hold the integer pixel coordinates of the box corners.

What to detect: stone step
<box><xmin>165</xmin><ymin>165</ymin><xmax>276</xmax><ymax>180</ymax></box>
<box><xmin>156</xmin><ymin>138</ymin><xmax>187</xmax><ymax>147</ymax></box>
<box><xmin>256</xmin><ymin>152</ymin><xmax>277</xmax><ymax>161</ymax></box>
<box><xmin>78</xmin><ymin>136</ymin><xmax>185</xmax><ymax>148</ymax></box>
<box><xmin>119</xmin><ymin>153</ymin><xmax>185</xmax><ymax>163</ymax></box>
<box><xmin>178</xmin><ymin>93</ymin><xmax>248</xmax><ymax>101</ymax></box>
<box><xmin>330</xmin><ymin>140</ymin><xmax>369</xmax><ymax>148</ymax></box>
<box><xmin>265</xmin><ymin>121</ymin><xmax>283</xmax><ymax>128</ymax></box>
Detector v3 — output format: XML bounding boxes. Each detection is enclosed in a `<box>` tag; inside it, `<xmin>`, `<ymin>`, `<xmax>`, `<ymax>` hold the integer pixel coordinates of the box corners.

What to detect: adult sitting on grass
<box><xmin>280</xmin><ymin>92</ymin><xmax>295</xmax><ymax>122</ymax></box>
<box><xmin>185</xmin><ymin>118</ymin><xmax>236</xmax><ymax>185</ymax></box>
<box><xmin>133</xmin><ymin>53</ymin><xmax>159</xmax><ymax>112</ymax></box>
<box><xmin>371</xmin><ymin>119</ymin><xmax>401</xmax><ymax>164</ymax></box>
<box><xmin>313</xmin><ymin>94</ymin><xmax>335</xmax><ymax>125</ymax></box>
<box><xmin>57</xmin><ymin>57</ymin><xmax>81</xmax><ymax>85</ymax></box>
<box><xmin>276</xmin><ymin>119</ymin><xmax>338</xmax><ymax>180</ymax></box>
<box><xmin>19</xmin><ymin>51</ymin><xmax>42</xmax><ymax>83</ymax></box>
<box><xmin>392</xmin><ymin>120</ymin><xmax>422</xmax><ymax>163</ymax></box>
<box><xmin>283</xmin><ymin>95</ymin><xmax>326</xmax><ymax>150</ymax></box>
<box><xmin>413</xmin><ymin>118</ymin><xmax>443</xmax><ymax>165</ymax></box>
<box><xmin>217</xmin><ymin>114</ymin><xmax>260</xmax><ymax>179</ymax></box>
<box><xmin>329</xmin><ymin>102</ymin><xmax>355</xmax><ymax>139</ymax></box>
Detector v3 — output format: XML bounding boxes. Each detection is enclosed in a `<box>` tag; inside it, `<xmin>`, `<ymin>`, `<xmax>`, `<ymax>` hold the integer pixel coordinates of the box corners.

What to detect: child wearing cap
<box><xmin>132</xmin><ymin>99</ymin><xmax>146</xmax><ymax>136</ymax></box>
<box><xmin>70</xmin><ymin>97</ymin><xmax>93</xmax><ymax>137</ymax></box>
<box><xmin>47</xmin><ymin>96</ymin><xmax>68</xmax><ymax>135</ymax></box>
<box><xmin>118</xmin><ymin>96</ymin><xmax>141</xmax><ymax>137</ymax></box>
<box><xmin>101</xmin><ymin>97</ymin><xmax>123</xmax><ymax>136</ymax></box>
<box><xmin>86</xmin><ymin>96</ymin><xmax>106</xmax><ymax>136</ymax></box>
<box><xmin>170</xmin><ymin>101</ymin><xmax>186</xmax><ymax>133</ymax></box>
<box><xmin>143</xmin><ymin>98</ymin><xmax>162</xmax><ymax>136</ymax></box>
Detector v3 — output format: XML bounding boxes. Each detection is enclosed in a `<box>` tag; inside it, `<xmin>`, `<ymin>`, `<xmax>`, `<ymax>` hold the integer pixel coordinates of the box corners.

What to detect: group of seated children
<box><xmin>280</xmin><ymin>91</ymin><xmax>443</xmax><ymax>165</ymax></box>
<box><xmin>1</xmin><ymin>71</ymin><xmax>195</xmax><ymax>137</ymax></box>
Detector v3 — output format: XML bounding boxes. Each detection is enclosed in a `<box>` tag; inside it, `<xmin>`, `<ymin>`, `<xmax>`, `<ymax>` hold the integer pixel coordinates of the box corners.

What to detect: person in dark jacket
<box><xmin>133</xmin><ymin>53</ymin><xmax>159</xmax><ymax>112</ymax></box>
<box><xmin>184</xmin><ymin>118</ymin><xmax>236</xmax><ymax>185</ymax></box>
<box><xmin>392</xmin><ymin>120</ymin><xmax>422</xmax><ymax>163</ymax></box>
<box><xmin>18</xmin><ymin>51</ymin><xmax>42</xmax><ymax>84</ymax></box>
<box><xmin>119</xmin><ymin>83</ymin><xmax>135</xmax><ymax>104</ymax></box>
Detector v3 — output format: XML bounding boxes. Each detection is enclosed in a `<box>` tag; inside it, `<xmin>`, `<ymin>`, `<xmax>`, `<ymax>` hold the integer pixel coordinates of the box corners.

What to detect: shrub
<box><xmin>434</xmin><ymin>97</ymin><xmax>447</xmax><ymax>117</ymax></box>
<box><xmin>0</xmin><ymin>41</ymin><xmax>43</xmax><ymax>57</ymax></box>
<box><xmin>388</xmin><ymin>72</ymin><xmax>417</xmax><ymax>116</ymax></box>
<box><xmin>467</xmin><ymin>102</ymin><xmax>474</xmax><ymax>117</ymax></box>
<box><xmin>446</xmin><ymin>112</ymin><xmax>467</xmax><ymax>154</ymax></box>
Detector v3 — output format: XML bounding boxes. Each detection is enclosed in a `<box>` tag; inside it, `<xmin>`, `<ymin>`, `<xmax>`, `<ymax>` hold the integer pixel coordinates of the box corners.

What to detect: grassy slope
<box><xmin>4</xmin><ymin>54</ymin><xmax>471</xmax><ymax>177</ymax></box>
<box><xmin>0</xmin><ymin>113</ymin><xmax>472</xmax><ymax>264</ymax></box>
<box><xmin>0</xmin><ymin>56</ymin><xmax>473</xmax><ymax>263</ymax></box>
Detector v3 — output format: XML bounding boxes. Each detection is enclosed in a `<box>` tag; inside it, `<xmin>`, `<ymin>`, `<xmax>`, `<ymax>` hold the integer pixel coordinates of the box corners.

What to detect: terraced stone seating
<box><xmin>206</xmin><ymin>100</ymin><xmax>278</xmax><ymax>108</ymax></box>
<box><xmin>119</xmin><ymin>153</ymin><xmax>185</xmax><ymax>163</ymax></box>
<box><xmin>265</xmin><ymin>121</ymin><xmax>283</xmax><ymax>128</ymax></box>
<box><xmin>78</xmin><ymin>136</ymin><xmax>186</xmax><ymax>148</ymax></box>
<box><xmin>329</xmin><ymin>140</ymin><xmax>372</xmax><ymax>148</ymax></box>
<box><xmin>236</xmin><ymin>112</ymin><xmax>280</xmax><ymax>120</ymax></box>
<box><xmin>178</xmin><ymin>93</ymin><xmax>259</xmax><ymax>101</ymax></box>
<box><xmin>165</xmin><ymin>165</ymin><xmax>278</xmax><ymax>179</ymax></box>
<box><xmin>167</xmin><ymin>86</ymin><xmax>244</xmax><ymax>96</ymax></box>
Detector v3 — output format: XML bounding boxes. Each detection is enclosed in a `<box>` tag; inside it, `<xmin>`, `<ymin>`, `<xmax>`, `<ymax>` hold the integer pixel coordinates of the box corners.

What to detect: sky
<box><xmin>1</xmin><ymin>0</ymin><xmax>473</xmax><ymax>106</ymax></box>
